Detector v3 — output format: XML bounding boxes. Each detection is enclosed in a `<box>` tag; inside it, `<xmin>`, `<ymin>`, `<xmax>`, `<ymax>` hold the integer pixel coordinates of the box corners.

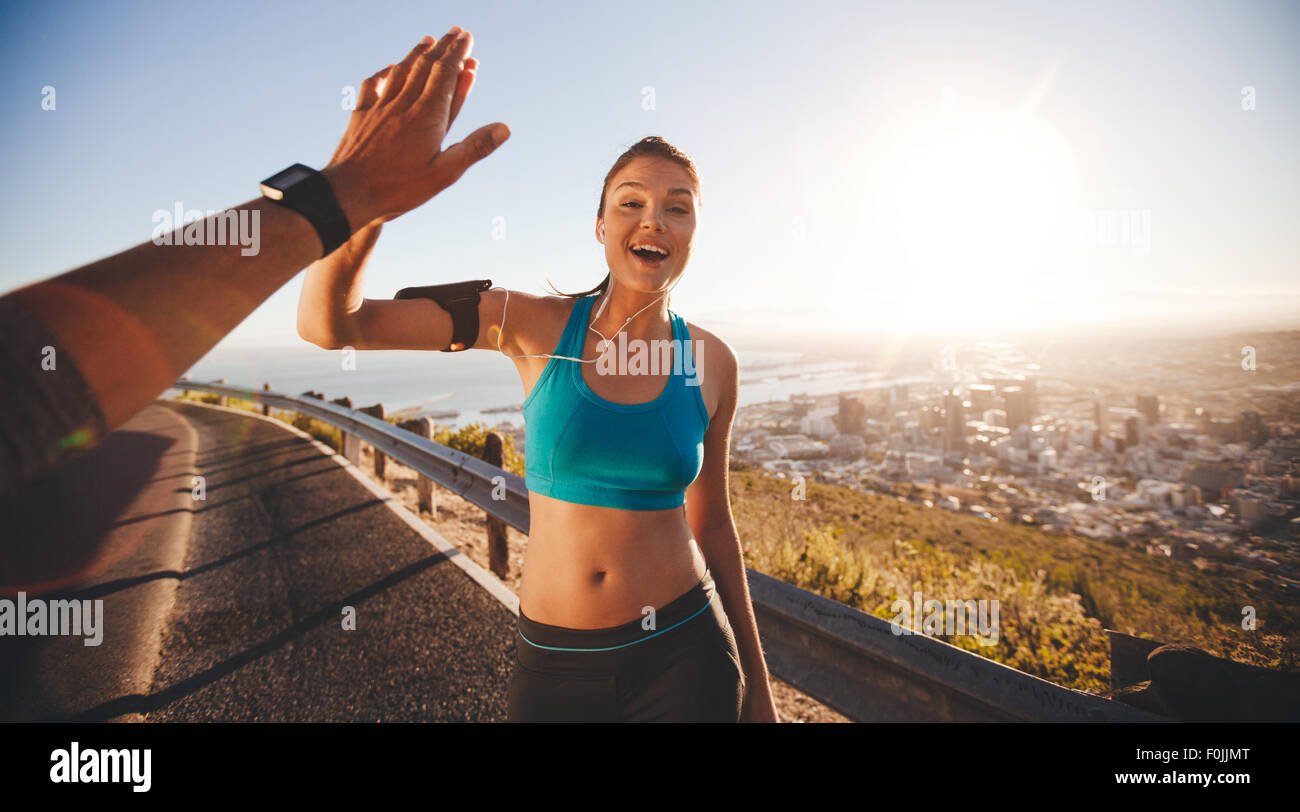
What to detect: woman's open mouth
<box><xmin>629</xmin><ymin>246</ymin><xmax>669</xmax><ymax>268</ymax></box>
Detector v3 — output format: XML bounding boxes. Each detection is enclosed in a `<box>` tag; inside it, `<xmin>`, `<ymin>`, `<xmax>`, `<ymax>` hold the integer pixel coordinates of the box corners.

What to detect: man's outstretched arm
<box><xmin>0</xmin><ymin>26</ymin><xmax>509</xmax><ymax>494</ymax></box>
<box><xmin>7</xmin><ymin>181</ymin><xmax>352</xmax><ymax>431</ymax></box>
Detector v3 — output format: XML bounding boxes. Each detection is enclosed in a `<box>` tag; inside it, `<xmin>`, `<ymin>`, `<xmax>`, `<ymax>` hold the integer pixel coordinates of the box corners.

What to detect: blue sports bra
<box><xmin>523</xmin><ymin>294</ymin><xmax>710</xmax><ymax>510</ymax></box>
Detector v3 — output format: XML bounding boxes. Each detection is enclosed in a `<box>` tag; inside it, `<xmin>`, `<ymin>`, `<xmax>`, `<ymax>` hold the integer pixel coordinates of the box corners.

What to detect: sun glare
<box><xmin>875</xmin><ymin>93</ymin><xmax>1082</xmax><ymax>331</ymax></box>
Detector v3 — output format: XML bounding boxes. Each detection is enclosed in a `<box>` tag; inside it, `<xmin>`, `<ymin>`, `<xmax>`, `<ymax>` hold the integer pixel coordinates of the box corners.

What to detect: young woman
<box><xmin>298</xmin><ymin>30</ymin><xmax>778</xmax><ymax>722</ymax></box>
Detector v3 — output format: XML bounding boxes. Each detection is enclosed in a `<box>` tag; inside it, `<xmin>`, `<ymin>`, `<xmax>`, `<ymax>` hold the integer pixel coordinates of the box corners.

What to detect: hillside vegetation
<box><xmin>730</xmin><ymin>469</ymin><xmax>1299</xmax><ymax>694</ymax></box>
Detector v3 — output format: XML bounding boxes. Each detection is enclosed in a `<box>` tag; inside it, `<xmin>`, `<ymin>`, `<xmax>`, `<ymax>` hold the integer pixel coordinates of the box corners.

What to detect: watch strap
<box><xmin>260</xmin><ymin>164</ymin><xmax>352</xmax><ymax>257</ymax></box>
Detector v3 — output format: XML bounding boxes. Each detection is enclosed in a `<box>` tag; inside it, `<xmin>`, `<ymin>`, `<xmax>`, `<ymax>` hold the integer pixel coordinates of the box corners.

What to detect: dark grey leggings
<box><xmin>507</xmin><ymin>569</ymin><xmax>746</xmax><ymax>722</ymax></box>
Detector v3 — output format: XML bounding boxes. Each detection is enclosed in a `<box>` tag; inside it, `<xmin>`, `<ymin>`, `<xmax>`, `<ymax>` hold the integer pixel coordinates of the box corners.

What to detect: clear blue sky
<box><xmin>2</xmin><ymin>0</ymin><xmax>1297</xmax><ymax>351</ymax></box>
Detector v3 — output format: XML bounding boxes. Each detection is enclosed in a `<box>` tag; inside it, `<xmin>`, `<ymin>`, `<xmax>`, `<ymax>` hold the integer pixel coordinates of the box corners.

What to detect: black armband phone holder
<box><xmin>393</xmin><ymin>279</ymin><xmax>492</xmax><ymax>352</ymax></box>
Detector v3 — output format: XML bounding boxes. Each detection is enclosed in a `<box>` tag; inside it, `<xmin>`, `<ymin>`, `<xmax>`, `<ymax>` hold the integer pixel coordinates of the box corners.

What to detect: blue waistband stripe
<box><xmin>517</xmin><ymin>590</ymin><xmax>715</xmax><ymax>652</ymax></box>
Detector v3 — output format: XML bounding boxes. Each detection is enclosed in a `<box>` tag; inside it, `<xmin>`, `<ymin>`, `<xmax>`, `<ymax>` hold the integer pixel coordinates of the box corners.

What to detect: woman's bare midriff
<box><xmin>517</xmin><ymin>491</ymin><xmax>710</xmax><ymax>629</ymax></box>
<box><xmin>510</xmin><ymin>296</ymin><xmax>716</xmax><ymax>629</ymax></box>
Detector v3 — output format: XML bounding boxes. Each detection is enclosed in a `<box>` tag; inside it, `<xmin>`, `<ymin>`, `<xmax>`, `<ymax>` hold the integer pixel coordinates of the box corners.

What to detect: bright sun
<box><xmin>872</xmin><ymin>92</ymin><xmax>1082</xmax><ymax>331</ymax></box>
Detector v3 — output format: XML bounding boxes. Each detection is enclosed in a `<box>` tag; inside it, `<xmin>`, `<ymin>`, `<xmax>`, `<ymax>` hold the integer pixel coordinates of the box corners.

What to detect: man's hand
<box><xmin>323</xmin><ymin>27</ymin><xmax>510</xmax><ymax>229</ymax></box>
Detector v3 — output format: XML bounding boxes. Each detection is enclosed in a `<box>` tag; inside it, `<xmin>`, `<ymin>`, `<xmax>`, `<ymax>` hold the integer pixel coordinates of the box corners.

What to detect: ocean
<box><xmin>178</xmin><ymin>346</ymin><xmax>930</xmax><ymax>429</ymax></box>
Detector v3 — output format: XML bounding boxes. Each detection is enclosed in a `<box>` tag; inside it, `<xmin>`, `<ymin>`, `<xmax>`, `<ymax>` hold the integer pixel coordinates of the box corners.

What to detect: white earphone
<box><xmin>490</xmin><ymin>224</ymin><xmax>680</xmax><ymax>362</ymax></box>
<box><xmin>490</xmin><ymin>275</ymin><xmax>681</xmax><ymax>363</ymax></box>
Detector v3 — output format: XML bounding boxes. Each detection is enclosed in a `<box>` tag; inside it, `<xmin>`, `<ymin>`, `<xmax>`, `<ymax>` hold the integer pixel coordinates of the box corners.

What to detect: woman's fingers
<box><xmin>381</xmin><ymin>34</ymin><xmax>440</xmax><ymax>105</ymax></box>
<box><xmin>398</xmin><ymin>28</ymin><xmax>464</xmax><ymax>108</ymax></box>
<box><xmin>416</xmin><ymin>29</ymin><xmax>473</xmax><ymax>124</ymax></box>
<box><xmin>447</xmin><ymin>58</ymin><xmax>477</xmax><ymax>127</ymax></box>
<box><xmin>361</xmin><ymin>26</ymin><xmax>464</xmax><ymax>112</ymax></box>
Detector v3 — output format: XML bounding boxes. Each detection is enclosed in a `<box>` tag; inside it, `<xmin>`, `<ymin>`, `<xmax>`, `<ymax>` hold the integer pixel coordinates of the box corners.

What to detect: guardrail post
<box><xmin>1106</xmin><ymin>629</ymin><xmax>1166</xmax><ymax>690</ymax></box>
<box><xmin>262</xmin><ymin>382</ymin><xmax>271</xmax><ymax>416</ymax></box>
<box><xmin>216</xmin><ymin>378</ymin><xmax>227</xmax><ymax>407</ymax></box>
<box><xmin>359</xmin><ymin>403</ymin><xmax>387</xmax><ymax>478</ymax></box>
<box><xmin>330</xmin><ymin>396</ymin><xmax>361</xmax><ymax>465</ymax></box>
<box><xmin>484</xmin><ymin>432</ymin><xmax>509</xmax><ymax>579</ymax></box>
<box><xmin>399</xmin><ymin>418</ymin><xmax>438</xmax><ymax>517</ymax></box>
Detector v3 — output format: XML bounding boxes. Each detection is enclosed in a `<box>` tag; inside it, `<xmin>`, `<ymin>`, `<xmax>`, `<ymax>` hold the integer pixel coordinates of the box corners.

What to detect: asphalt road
<box><xmin>0</xmin><ymin>403</ymin><xmax>197</xmax><ymax>722</ymax></box>
<box><xmin>2</xmin><ymin>399</ymin><xmax>517</xmax><ymax>722</ymax></box>
<box><xmin>145</xmin><ymin>400</ymin><xmax>517</xmax><ymax>721</ymax></box>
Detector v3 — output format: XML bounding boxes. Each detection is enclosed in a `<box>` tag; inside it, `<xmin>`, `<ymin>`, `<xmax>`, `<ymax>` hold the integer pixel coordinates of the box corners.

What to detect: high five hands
<box><xmin>324</xmin><ymin>26</ymin><xmax>510</xmax><ymax>228</ymax></box>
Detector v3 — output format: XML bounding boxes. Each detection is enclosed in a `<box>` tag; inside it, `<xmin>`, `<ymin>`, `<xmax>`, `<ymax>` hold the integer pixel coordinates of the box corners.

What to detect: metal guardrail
<box><xmin>748</xmin><ymin>571</ymin><xmax>1163</xmax><ymax>722</ymax></box>
<box><xmin>170</xmin><ymin>379</ymin><xmax>1165</xmax><ymax>722</ymax></box>
<box><xmin>171</xmin><ymin>380</ymin><xmax>530</xmax><ymax>534</ymax></box>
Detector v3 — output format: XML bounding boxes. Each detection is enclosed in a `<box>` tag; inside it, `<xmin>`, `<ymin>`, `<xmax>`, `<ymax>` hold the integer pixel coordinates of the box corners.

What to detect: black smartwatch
<box><xmin>259</xmin><ymin>163</ymin><xmax>352</xmax><ymax>257</ymax></box>
<box><xmin>394</xmin><ymin>280</ymin><xmax>492</xmax><ymax>351</ymax></box>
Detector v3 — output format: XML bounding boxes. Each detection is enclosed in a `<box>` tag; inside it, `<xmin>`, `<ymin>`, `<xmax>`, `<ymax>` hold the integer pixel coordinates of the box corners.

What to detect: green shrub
<box><xmin>287</xmin><ymin>412</ymin><xmax>341</xmax><ymax>452</ymax></box>
<box><xmin>430</xmin><ymin>421</ymin><xmax>524</xmax><ymax>476</ymax></box>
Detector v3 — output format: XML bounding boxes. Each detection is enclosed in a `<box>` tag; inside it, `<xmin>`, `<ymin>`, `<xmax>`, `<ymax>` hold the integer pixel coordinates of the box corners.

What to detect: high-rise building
<box><xmin>992</xmin><ymin>376</ymin><xmax>1037</xmax><ymax>419</ymax></box>
<box><xmin>1004</xmin><ymin>386</ymin><xmax>1031</xmax><ymax>430</ymax></box>
<box><xmin>884</xmin><ymin>450</ymin><xmax>907</xmax><ymax>479</ymax></box>
<box><xmin>801</xmin><ymin>406</ymin><xmax>838</xmax><ymax>438</ymax></box>
<box><xmin>1172</xmin><ymin>484</ymin><xmax>1202</xmax><ymax>508</ymax></box>
<box><xmin>1195</xmin><ymin>407</ymin><xmax>1212</xmax><ymax>435</ymax></box>
<box><xmin>790</xmin><ymin>394</ymin><xmax>815</xmax><ymax>417</ymax></box>
<box><xmin>1241</xmin><ymin>411</ymin><xmax>1265</xmax><ymax>446</ymax></box>
<box><xmin>1232</xmin><ymin>490</ymin><xmax>1270</xmax><ymax>528</ymax></box>
<box><xmin>944</xmin><ymin>390</ymin><xmax>966</xmax><ymax>455</ymax></box>
<box><xmin>1136</xmin><ymin>394</ymin><xmax>1159</xmax><ymax>426</ymax></box>
<box><xmin>1184</xmin><ymin>462</ymin><xmax>1245</xmax><ymax>500</ymax></box>
<box><xmin>1092</xmin><ymin>399</ymin><xmax>1109</xmax><ymax>448</ymax></box>
<box><xmin>919</xmin><ymin>404</ymin><xmax>943</xmax><ymax>430</ymax></box>
<box><xmin>838</xmin><ymin>393</ymin><xmax>867</xmax><ymax>434</ymax></box>
<box><xmin>968</xmin><ymin>384</ymin><xmax>997</xmax><ymax>413</ymax></box>
<box><xmin>1110</xmin><ymin>406</ymin><xmax>1145</xmax><ymax>445</ymax></box>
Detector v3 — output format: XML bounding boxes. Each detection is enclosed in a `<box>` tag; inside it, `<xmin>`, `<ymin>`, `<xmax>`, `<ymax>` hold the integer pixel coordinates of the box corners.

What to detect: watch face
<box><xmin>260</xmin><ymin>163</ymin><xmax>315</xmax><ymax>199</ymax></box>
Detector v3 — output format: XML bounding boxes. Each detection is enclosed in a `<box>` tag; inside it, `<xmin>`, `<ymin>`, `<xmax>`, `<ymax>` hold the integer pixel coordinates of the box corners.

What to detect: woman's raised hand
<box><xmin>324</xmin><ymin>27</ymin><xmax>510</xmax><ymax>228</ymax></box>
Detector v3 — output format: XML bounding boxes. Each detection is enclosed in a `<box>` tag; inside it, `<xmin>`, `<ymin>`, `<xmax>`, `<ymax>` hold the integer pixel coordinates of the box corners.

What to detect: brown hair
<box><xmin>547</xmin><ymin>136</ymin><xmax>701</xmax><ymax>303</ymax></box>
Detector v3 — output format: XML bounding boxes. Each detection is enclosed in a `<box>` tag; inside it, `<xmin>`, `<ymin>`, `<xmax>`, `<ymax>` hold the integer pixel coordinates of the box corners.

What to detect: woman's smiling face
<box><xmin>598</xmin><ymin>156</ymin><xmax>700</xmax><ymax>293</ymax></box>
